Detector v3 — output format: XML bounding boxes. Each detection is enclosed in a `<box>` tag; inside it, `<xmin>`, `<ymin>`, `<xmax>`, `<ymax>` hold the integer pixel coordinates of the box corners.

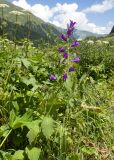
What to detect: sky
<box><xmin>7</xmin><ymin>0</ymin><xmax>114</xmax><ymax>34</ymax></box>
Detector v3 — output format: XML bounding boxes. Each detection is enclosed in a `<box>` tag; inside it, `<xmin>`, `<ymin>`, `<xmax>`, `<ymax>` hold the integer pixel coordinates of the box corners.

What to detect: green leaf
<box><xmin>81</xmin><ymin>147</ymin><xmax>96</xmax><ymax>155</ymax></box>
<box><xmin>12</xmin><ymin>150</ymin><xmax>24</xmax><ymax>160</ymax></box>
<box><xmin>41</xmin><ymin>116</ymin><xmax>54</xmax><ymax>139</ymax></box>
<box><xmin>25</xmin><ymin>147</ymin><xmax>41</xmax><ymax>160</ymax></box>
<box><xmin>112</xmin><ymin>146</ymin><xmax>114</xmax><ymax>151</ymax></box>
<box><xmin>21</xmin><ymin>58</ymin><xmax>31</xmax><ymax>68</ymax></box>
<box><xmin>21</xmin><ymin>76</ymin><xmax>36</xmax><ymax>86</ymax></box>
<box><xmin>12</xmin><ymin>101</ymin><xmax>19</xmax><ymax>112</ymax></box>
<box><xmin>26</xmin><ymin>120</ymin><xmax>40</xmax><ymax>144</ymax></box>
<box><xmin>9</xmin><ymin>110</ymin><xmax>16</xmax><ymax>128</ymax></box>
<box><xmin>0</xmin><ymin>124</ymin><xmax>10</xmax><ymax>137</ymax></box>
<box><xmin>64</xmin><ymin>77</ymin><xmax>73</xmax><ymax>92</ymax></box>
<box><xmin>9</xmin><ymin>110</ymin><xmax>32</xmax><ymax>129</ymax></box>
<box><xmin>66</xmin><ymin>154</ymin><xmax>80</xmax><ymax>160</ymax></box>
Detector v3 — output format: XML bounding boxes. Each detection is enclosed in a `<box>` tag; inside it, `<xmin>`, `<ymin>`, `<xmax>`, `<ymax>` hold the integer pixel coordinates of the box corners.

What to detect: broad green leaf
<box><xmin>21</xmin><ymin>76</ymin><xmax>36</xmax><ymax>86</ymax></box>
<box><xmin>25</xmin><ymin>147</ymin><xmax>41</xmax><ymax>160</ymax></box>
<box><xmin>64</xmin><ymin>77</ymin><xmax>73</xmax><ymax>92</ymax></box>
<box><xmin>26</xmin><ymin>120</ymin><xmax>40</xmax><ymax>144</ymax></box>
<box><xmin>0</xmin><ymin>124</ymin><xmax>10</xmax><ymax>137</ymax></box>
<box><xmin>28</xmin><ymin>77</ymin><xmax>36</xmax><ymax>86</ymax></box>
<box><xmin>21</xmin><ymin>58</ymin><xmax>31</xmax><ymax>68</ymax></box>
<box><xmin>0</xmin><ymin>151</ymin><xmax>14</xmax><ymax>160</ymax></box>
<box><xmin>12</xmin><ymin>150</ymin><xmax>24</xmax><ymax>160</ymax></box>
<box><xmin>41</xmin><ymin>116</ymin><xmax>54</xmax><ymax>139</ymax></box>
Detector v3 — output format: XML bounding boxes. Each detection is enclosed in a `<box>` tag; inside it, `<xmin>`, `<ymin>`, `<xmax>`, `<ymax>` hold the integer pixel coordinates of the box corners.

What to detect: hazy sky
<box><xmin>7</xmin><ymin>0</ymin><xmax>114</xmax><ymax>34</ymax></box>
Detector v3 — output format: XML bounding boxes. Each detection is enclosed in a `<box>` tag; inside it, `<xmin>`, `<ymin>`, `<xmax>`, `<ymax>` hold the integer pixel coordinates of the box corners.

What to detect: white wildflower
<box><xmin>96</xmin><ymin>40</ymin><xmax>102</xmax><ymax>44</ymax></box>
<box><xmin>102</xmin><ymin>41</ymin><xmax>109</xmax><ymax>44</ymax></box>
<box><xmin>78</xmin><ymin>38</ymin><xmax>82</xmax><ymax>41</ymax></box>
<box><xmin>10</xmin><ymin>10</ymin><xmax>24</xmax><ymax>16</ymax></box>
<box><xmin>87</xmin><ymin>40</ymin><xmax>94</xmax><ymax>44</ymax></box>
<box><xmin>0</xmin><ymin>4</ymin><xmax>9</xmax><ymax>8</ymax></box>
<box><xmin>22</xmin><ymin>9</ymin><xmax>32</xmax><ymax>14</ymax></box>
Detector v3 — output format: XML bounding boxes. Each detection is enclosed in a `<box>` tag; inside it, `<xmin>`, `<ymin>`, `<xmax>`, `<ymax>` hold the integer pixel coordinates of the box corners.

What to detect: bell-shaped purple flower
<box><xmin>71</xmin><ymin>40</ymin><xmax>79</xmax><ymax>47</ymax></box>
<box><xmin>69</xmin><ymin>67</ymin><xmax>75</xmax><ymax>72</ymax></box>
<box><xmin>63</xmin><ymin>73</ymin><xmax>68</xmax><ymax>80</ymax></box>
<box><xmin>71</xmin><ymin>57</ymin><xmax>80</xmax><ymax>63</ymax></box>
<box><xmin>63</xmin><ymin>52</ymin><xmax>68</xmax><ymax>59</ymax></box>
<box><xmin>58</xmin><ymin>47</ymin><xmax>65</xmax><ymax>52</ymax></box>
<box><xmin>67</xmin><ymin>28</ymin><xmax>73</xmax><ymax>37</ymax></box>
<box><xmin>49</xmin><ymin>75</ymin><xmax>57</xmax><ymax>81</ymax></box>
<box><xmin>61</xmin><ymin>34</ymin><xmax>67</xmax><ymax>42</ymax></box>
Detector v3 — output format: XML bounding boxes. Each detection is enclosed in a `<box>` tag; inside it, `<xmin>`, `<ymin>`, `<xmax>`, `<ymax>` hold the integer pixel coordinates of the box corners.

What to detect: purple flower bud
<box><xmin>69</xmin><ymin>67</ymin><xmax>75</xmax><ymax>72</ymax></box>
<box><xmin>49</xmin><ymin>75</ymin><xmax>57</xmax><ymax>81</ymax></box>
<box><xmin>71</xmin><ymin>57</ymin><xmax>80</xmax><ymax>63</ymax></box>
<box><xmin>63</xmin><ymin>73</ymin><xmax>68</xmax><ymax>80</ymax></box>
<box><xmin>69</xmin><ymin>20</ymin><xmax>76</xmax><ymax>28</ymax></box>
<box><xmin>63</xmin><ymin>52</ymin><xmax>68</xmax><ymax>59</ymax></box>
<box><xmin>61</xmin><ymin>34</ymin><xmax>67</xmax><ymax>42</ymax></box>
<box><xmin>71</xmin><ymin>40</ymin><xmax>79</xmax><ymax>47</ymax></box>
<box><xmin>58</xmin><ymin>47</ymin><xmax>65</xmax><ymax>52</ymax></box>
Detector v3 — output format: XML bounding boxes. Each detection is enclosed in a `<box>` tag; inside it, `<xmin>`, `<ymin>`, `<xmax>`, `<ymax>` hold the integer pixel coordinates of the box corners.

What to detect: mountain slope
<box><xmin>110</xmin><ymin>25</ymin><xmax>114</xmax><ymax>34</ymax></box>
<box><xmin>0</xmin><ymin>0</ymin><xmax>60</xmax><ymax>43</ymax></box>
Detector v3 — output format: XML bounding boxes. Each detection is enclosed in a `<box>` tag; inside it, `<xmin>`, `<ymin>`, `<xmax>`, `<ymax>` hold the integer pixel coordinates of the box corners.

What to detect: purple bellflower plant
<box><xmin>49</xmin><ymin>20</ymin><xmax>80</xmax><ymax>81</ymax></box>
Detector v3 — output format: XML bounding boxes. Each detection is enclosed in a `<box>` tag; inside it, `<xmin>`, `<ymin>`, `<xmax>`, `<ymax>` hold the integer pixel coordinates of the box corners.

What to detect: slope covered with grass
<box><xmin>0</xmin><ymin>0</ymin><xmax>60</xmax><ymax>43</ymax></box>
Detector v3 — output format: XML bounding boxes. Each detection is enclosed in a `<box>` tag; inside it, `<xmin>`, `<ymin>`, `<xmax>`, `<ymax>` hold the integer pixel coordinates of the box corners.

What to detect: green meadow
<box><xmin>0</xmin><ymin>1</ymin><xmax>114</xmax><ymax>160</ymax></box>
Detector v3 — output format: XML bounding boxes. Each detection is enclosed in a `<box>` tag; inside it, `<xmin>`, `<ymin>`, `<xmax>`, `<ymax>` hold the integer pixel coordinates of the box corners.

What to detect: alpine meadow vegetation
<box><xmin>0</xmin><ymin>3</ymin><xmax>114</xmax><ymax>160</ymax></box>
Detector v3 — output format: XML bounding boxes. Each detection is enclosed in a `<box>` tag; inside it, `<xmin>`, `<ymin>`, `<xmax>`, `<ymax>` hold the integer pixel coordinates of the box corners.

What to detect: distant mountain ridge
<box><xmin>73</xmin><ymin>30</ymin><xmax>105</xmax><ymax>39</ymax></box>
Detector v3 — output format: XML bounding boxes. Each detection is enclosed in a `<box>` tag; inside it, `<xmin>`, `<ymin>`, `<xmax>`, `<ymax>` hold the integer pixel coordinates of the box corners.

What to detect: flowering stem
<box><xmin>1</xmin><ymin>7</ymin><xmax>3</xmax><ymax>19</ymax></box>
<box><xmin>27</xmin><ymin>13</ymin><xmax>31</xmax><ymax>39</ymax></box>
<box><xmin>1</xmin><ymin>7</ymin><xmax>4</xmax><ymax>36</ymax></box>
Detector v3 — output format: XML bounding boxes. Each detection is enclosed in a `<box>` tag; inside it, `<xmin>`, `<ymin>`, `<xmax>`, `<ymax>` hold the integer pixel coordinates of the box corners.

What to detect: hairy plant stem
<box><xmin>0</xmin><ymin>129</ymin><xmax>12</xmax><ymax>149</ymax></box>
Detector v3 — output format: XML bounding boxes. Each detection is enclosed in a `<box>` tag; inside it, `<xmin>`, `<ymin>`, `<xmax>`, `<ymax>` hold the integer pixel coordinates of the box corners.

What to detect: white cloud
<box><xmin>13</xmin><ymin>0</ymin><xmax>31</xmax><ymax>10</ymax></box>
<box><xmin>82</xmin><ymin>22</ymin><xmax>113</xmax><ymax>34</ymax></box>
<box><xmin>83</xmin><ymin>0</ymin><xmax>114</xmax><ymax>13</ymax></box>
<box><xmin>12</xmin><ymin>0</ymin><xmax>113</xmax><ymax>34</ymax></box>
<box><xmin>32</xmin><ymin>4</ymin><xmax>53</xmax><ymax>22</ymax></box>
